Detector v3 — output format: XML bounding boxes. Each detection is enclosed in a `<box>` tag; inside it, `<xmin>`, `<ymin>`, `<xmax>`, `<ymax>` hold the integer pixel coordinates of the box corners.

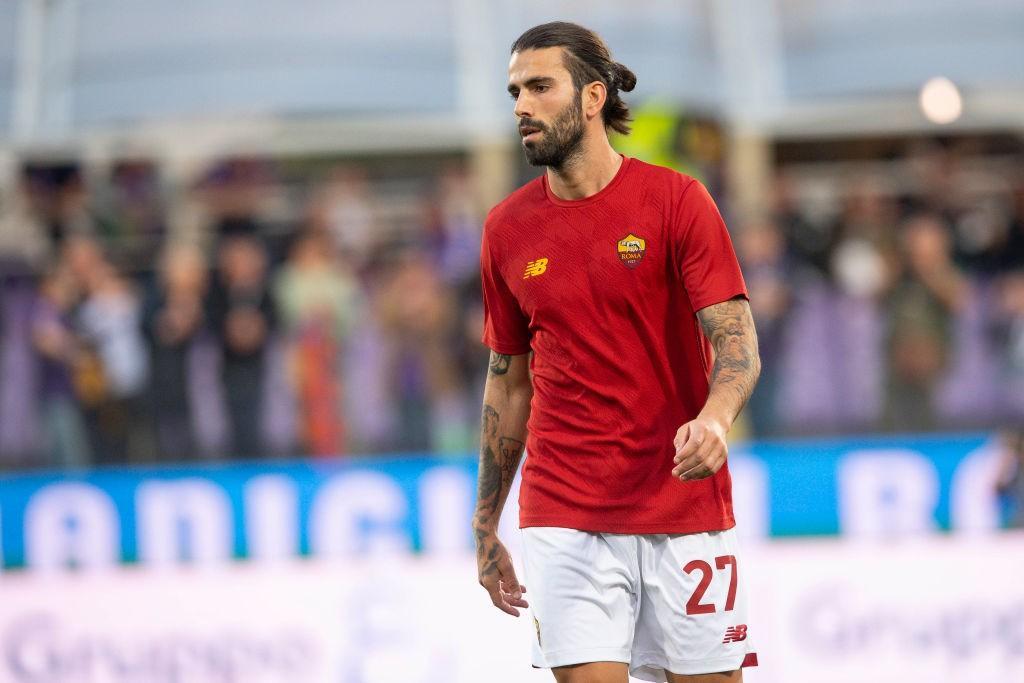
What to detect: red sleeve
<box><xmin>673</xmin><ymin>179</ymin><xmax>748</xmax><ymax>312</ymax></box>
<box><xmin>480</xmin><ymin>222</ymin><xmax>531</xmax><ymax>354</ymax></box>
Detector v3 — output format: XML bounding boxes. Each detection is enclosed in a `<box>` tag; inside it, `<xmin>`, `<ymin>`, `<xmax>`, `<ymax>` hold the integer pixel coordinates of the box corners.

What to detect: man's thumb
<box><xmin>674</xmin><ymin>422</ymin><xmax>691</xmax><ymax>452</ymax></box>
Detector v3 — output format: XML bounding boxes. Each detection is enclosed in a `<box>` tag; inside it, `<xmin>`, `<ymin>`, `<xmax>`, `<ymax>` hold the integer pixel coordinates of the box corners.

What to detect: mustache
<box><xmin>518</xmin><ymin>118</ymin><xmax>547</xmax><ymax>133</ymax></box>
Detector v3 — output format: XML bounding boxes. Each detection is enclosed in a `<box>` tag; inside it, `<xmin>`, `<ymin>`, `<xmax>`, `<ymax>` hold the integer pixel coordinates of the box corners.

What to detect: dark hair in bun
<box><xmin>512</xmin><ymin>22</ymin><xmax>636</xmax><ymax>135</ymax></box>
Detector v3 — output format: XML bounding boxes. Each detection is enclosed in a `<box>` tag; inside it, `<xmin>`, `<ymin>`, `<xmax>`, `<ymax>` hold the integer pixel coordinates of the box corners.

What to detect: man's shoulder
<box><xmin>627</xmin><ymin>157</ymin><xmax>698</xmax><ymax>193</ymax></box>
<box><xmin>485</xmin><ymin>175</ymin><xmax>546</xmax><ymax>233</ymax></box>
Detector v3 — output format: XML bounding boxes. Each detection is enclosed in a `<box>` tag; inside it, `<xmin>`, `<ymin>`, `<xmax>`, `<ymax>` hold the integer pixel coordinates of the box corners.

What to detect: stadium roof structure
<box><xmin>0</xmin><ymin>0</ymin><xmax>1022</xmax><ymax>157</ymax></box>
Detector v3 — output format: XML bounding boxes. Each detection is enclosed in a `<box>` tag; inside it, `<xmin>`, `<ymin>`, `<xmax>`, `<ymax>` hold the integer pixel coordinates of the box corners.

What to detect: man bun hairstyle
<box><xmin>511</xmin><ymin>21</ymin><xmax>636</xmax><ymax>135</ymax></box>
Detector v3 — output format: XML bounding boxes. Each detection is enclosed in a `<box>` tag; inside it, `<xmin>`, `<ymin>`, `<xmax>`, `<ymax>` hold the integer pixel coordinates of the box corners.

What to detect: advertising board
<box><xmin>0</xmin><ymin>434</ymin><xmax>1004</xmax><ymax>572</ymax></box>
<box><xmin>1</xmin><ymin>534</ymin><xmax>1021</xmax><ymax>683</ymax></box>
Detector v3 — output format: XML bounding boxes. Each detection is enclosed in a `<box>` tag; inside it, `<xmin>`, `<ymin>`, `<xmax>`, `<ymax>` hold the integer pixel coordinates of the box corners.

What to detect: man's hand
<box><xmin>671</xmin><ymin>415</ymin><xmax>729</xmax><ymax>480</ymax></box>
<box><xmin>475</xmin><ymin>528</ymin><xmax>529</xmax><ymax>617</ymax></box>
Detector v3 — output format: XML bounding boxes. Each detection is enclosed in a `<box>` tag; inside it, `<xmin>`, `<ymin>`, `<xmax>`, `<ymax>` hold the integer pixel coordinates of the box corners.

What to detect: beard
<box><xmin>520</xmin><ymin>99</ymin><xmax>586</xmax><ymax>169</ymax></box>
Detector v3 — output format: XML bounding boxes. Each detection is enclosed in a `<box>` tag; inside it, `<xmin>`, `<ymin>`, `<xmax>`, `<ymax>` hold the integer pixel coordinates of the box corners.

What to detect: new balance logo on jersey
<box><xmin>722</xmin><ymin>625</ymin><xmax>748</xmax><ymax>643</ymax></box>
<box><xmin>523</xmin><ymin>258</ymin><xmax>549</xmax><ymax>278</ymax></box>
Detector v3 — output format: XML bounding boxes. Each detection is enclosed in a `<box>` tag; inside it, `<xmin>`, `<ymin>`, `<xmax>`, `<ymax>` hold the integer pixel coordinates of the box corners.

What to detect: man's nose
<box><xmin>513</xmin><ymin>93</ymin><xmax>532</xmax><ymax>120</ymax></box>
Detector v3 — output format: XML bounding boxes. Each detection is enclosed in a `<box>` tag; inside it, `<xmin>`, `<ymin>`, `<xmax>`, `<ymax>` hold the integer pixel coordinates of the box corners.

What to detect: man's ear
<box><xmin>582</xmin><ymin>81</ymin><xmax>607</xmax><ymax>121</ymax></box>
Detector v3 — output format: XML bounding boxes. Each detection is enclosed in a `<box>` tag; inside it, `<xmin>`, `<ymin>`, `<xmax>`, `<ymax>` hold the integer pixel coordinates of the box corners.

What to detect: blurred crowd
<box><xmin>743</xmin><ymin>140</ymin><xmax>1024</xmax><ymax>436</ymax></box>
<box><xmin>0</xmin><ymin>159</ymin><xmax>485</xmax><ymax>468</ymax></box>
<box><xmin>0</xmin><ymin>139</ymin><xmax>1022</xmax><ymax>469</ymax></box>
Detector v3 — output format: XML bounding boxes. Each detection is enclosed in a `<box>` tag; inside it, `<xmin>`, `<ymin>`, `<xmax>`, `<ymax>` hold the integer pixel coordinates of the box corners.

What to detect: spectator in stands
<box><xmin>829</xmin><ymin>176</ymin><xmax>899</xmax><ymax>300</ymax></box>
<box><xmin>0</xmin><ymin>178</ymin><xmax>51</xmax><ymax>463</ymax></box>
<box><xmin>995</xmin><ymin>427</ymin><xmax>1024</xmax><ymax>528</ymax></box>
<box><xmin>0</xmin><ymin>173</ymin><xmax>51</xmax><ymax>270</ymax></box>
<box><xmin>998</xmin><ymin>185</ymin><xmax>1024</xmax><ymax>272</ymax></box>
<box><xmin>738</xmin><ymin>218</ymin><xmax>793</xmax><ymax>435</ymax></box>
<box><xmin>311</xmin><ymin>166</ymin><xmax>378</xmax><ymax>270</ymax></box>
<box><xmin>53</xmin><ymin>166</ymin><xmax>105</xmax><ymax>246</ymax></box>
<box><xmin>375</xmin><ymin>249</ymin><xmax>468</xmax><ymax>453</ymax></box>
<box><xmin>455</xmin><ymin>274</ymin><xmax>488</xmax><ymax>417</ymax></box>
<box><xmin>903</xmin><ymin>140</ymin><xmax>962</xmax><ymax>221</ymax></box>
<box><xmin>991</xmin><ymin>269</ymin><xmax>1024</xmax><ymax>419</ymax></box>
<box><xmin>424</xmin><ymin>169</ymin><xmax>488</xmax><ymax>437</ymax></box>
<box><xmin>424</xmin><ymin>167</ymin><xmax>482</xmax><ymax>285</ymax></box>
<box><xmin>208</xmin><ymin>234</ymin><xmax>275</xmax><ymax>459</ymax></box>
<box><xmin>30</xmin><ymin>264</ymin><xmax>91</xmax><ymax>467</ymax></box>
<box><xmin>143</xmin><ymin>243</ymin><xmax>209</xmax><ymax>461</ymax></box>
<box><xmin>106</xmin><ymin>160</ymin><xmax>167</xmax><ymax>268</ymax></box>
<box><xmin>67</xmin><ymin>236</ymin><xmax>150</xmax><ymax>463</ymax></box>
<box><xmin>951</xmin><ymin>198</ymin><xmax>1010</xmax><ymax>274</ymax></box>
<box><xmin>772</xmin><ymin>175</ymin><xmax>830</xmax><ymax>280</ymax></box>
<box><xmin>275</xmin><ymin>230</ymin><xmax>357</xmax><ymax>456</ymax></box>
<box><xmin>200</xmin><ymin>158</ymin><xmax>279</xmax><ymax>239</ymax></box>
<box><xmin>993</xmin><ymin>271</ymin><xmax>1024</xmax><ymax>371</ymax></box>
<box><xmin>884</xmin><ymin>213</ymin><xmax>967</xmax><ymax>432</ymax></box>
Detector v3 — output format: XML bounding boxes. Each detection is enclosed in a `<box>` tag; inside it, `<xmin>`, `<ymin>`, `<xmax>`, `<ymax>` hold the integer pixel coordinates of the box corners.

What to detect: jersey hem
<box><xmin>519</xmin><ymin>516</ymin><xmax>736</xmax><ymax>535</ymax></box>
<box><xmin>481</xmin><ymin>336</ymin><xmax>531</xmax><ymax>356</ymax></box>
<box><xmin>690</xmin><ymin>288</ymin><xmax>749</xmax><ymax>315</ymax></box>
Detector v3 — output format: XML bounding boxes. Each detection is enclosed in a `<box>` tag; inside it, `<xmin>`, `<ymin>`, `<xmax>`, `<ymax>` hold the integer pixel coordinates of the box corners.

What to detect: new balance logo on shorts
<box><xmin>722</xmin><ymin>625</ymin><xmax>748</xmax><ymax>643</ymax></box>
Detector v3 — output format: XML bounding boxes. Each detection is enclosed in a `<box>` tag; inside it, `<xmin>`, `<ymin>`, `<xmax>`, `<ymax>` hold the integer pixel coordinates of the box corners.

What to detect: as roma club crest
<box><xmin>616</xmin><ymin>233</ymin><xmax>646</xmax><ymax>268</ymax></box>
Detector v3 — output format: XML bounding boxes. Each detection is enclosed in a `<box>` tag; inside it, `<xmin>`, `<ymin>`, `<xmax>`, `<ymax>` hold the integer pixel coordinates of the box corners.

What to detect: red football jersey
<box><xmin>480</xmin><ymin>156</ymin><xmax>748</xmax><ymax>534</ymax></box>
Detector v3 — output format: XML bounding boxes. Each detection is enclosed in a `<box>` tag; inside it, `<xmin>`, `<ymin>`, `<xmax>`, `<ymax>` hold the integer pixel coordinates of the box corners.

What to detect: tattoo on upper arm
<box><xmin>697</xmin><ymin>298</ymin><xmax>749</xmax><ymax>350</ymax></box>
<box><xmin>488</xmin><ymin>352</ymin><xmax>511</xmax><ymax>375</ymax></box>
<box><xmin>696</xmin><ymin>298</ymin><xmax>761</xmax><ymax>402</ymax></box>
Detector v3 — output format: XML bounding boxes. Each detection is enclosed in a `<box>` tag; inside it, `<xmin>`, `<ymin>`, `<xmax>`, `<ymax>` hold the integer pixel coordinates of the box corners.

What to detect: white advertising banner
<box><xmin>748</xmin><ymin>533</ymin><xmax>1024</xmax><ymax>683</ymax></box>
<box><xmin>0</xmin><ymin>556</ymin><xmax>552</xmax><ymax>683</ymax></box>
<box><xmin>0</xmin><ymin>533</ymin><xmax>1022</xmax><ymax>683</ymax></box>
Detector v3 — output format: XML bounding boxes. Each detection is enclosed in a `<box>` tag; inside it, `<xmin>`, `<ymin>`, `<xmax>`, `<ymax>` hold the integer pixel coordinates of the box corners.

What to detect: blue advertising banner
<box><xmin>0</xmin><ymin>433</ymin><xmax>1003</xmax><ymax>571</ymax></box>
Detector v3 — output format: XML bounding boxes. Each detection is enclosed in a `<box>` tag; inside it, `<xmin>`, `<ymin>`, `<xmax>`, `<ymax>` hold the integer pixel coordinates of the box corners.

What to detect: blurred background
<box><xmin>0</xmin><ymin>1</ymin><xmax>1022</xmax><ymax>682</ymax></box>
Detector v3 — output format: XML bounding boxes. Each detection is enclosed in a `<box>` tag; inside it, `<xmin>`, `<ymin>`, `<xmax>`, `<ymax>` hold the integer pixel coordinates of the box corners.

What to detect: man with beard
<box><xmin>472</xmin><ymin>22</ymin><xmax>761</xmax><ymax>683</ymax></box>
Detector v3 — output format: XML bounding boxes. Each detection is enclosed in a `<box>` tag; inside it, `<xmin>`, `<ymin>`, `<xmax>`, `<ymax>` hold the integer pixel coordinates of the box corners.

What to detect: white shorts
<box><xmin>521</xmin><ymin>526</ymin><xmax>757</xmax><ymax>681</ymax></box>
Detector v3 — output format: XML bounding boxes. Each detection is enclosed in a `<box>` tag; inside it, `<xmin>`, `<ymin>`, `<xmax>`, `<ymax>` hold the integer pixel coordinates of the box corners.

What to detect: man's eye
<box><xmin>535</xmin><ymin>85</ymin><xmax>548</xmax><ymax>93</ymax></box>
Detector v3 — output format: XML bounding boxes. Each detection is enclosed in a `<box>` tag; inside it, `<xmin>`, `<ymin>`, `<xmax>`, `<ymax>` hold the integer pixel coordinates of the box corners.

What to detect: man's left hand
<box><xmin>672</xmin><ymin>415</ymin><xmax>729</xmax><ymax>480</ymax></box>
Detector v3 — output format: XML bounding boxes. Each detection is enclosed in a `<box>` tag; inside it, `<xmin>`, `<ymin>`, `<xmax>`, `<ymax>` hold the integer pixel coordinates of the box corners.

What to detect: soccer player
<box><xmin>472</xmin><ymin>21</ymin><xmax>761</xmax><ymax>683</ymax></box>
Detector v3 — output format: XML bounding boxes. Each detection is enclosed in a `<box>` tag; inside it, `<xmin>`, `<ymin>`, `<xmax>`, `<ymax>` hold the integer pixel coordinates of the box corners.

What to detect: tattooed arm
<box><xmin>473</xmin><ymin>350</ymin><xmax>532</xmax><ymax>616</ymax></box>
<box><xmin>672</xmin><ymin>296</ymin><xmax>761</xmax><ymax>480</ymax></box>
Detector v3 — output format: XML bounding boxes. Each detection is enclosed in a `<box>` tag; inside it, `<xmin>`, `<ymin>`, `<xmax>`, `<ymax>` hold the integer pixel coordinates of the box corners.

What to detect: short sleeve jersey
<box><xmin>481</xmin><ymin>156</ymin><xmax>748</xmax><ymax>534</ymax></box>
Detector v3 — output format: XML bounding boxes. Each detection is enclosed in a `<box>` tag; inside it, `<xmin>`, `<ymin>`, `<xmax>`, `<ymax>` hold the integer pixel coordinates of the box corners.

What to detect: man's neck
<box><xmin>546</xmin><ymin>137</ymin><xmax>623</xmax><ymax>201</ymax></box>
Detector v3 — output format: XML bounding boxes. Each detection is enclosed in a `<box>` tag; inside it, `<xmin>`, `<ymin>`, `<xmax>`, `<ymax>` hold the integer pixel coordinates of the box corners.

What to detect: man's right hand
<box><xmin>474</xmin><ymin>528</ymin><xmax>529</xmax><ymax>617</ymax></box>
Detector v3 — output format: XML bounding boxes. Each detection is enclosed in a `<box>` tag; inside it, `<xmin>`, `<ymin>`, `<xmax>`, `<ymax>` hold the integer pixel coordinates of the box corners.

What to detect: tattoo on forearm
<box><xmin>472</xmin><ymin>404</ymin><xmax>526</xmax><ymax>536</ymax></box>
<box><xmin>697</xmin><ymin>298</ymin><xmax>761</xmax><ymax>412</ymax></box>
<box><xmin>476</xmin><ymin>443</ymin><xmax>502</xmax><ymax>513</ymax></box>
<box><xmin>482</xmin><ymin>404</ymin><xmax>499</xmax><ymax>439</ymax></box>
<box><xmin>475</xmin><ymin>526</ymin><xmax>502</xmax><ymax>577</ymax></box>
<box><xmin>488</xmin><ymin>352</ymin><xmax>511</xmax><ymax>375</ymax></box>
<box><xmin>498</xmin><ymin>437</ymin><xmax>525</xmax><ymax>482</ymax></box>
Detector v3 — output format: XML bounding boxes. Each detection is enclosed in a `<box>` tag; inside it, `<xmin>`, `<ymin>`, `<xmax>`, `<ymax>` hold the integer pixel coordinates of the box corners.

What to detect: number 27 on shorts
<box><xmin>683</xmin><ymin>554</ymin><xmax>737</xmax><ymax>615</ymax></box>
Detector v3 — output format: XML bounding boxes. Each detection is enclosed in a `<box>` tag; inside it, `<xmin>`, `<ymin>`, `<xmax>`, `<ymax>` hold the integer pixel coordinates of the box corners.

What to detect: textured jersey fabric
<box><xmin>480</xmin><ymin>156</ymin><xmax>748</xmax><ymax>534</ymax></box>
